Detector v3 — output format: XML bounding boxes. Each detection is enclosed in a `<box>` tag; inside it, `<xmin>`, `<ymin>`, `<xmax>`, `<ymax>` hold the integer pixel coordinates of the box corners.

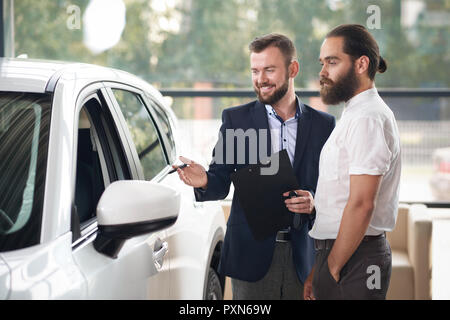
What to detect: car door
<box><xmin>71</xmin><ymin>85</ymin><xmax>169</xmax><ymax>299</ymax></box>
<box><xmin>103</xmin><ymin>84</ymin><xmax>172</xmax><ymax>299</ymax></box>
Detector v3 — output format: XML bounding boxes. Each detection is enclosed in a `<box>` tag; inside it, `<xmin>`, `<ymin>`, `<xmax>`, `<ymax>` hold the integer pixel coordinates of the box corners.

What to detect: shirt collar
<box><xmin>265</xmin><ymin>96</ymin><xmax>302</xmax><ymax>123</ymax></box>
<box><xmin>344</xmin><ymin>87</ymin><xmax>378</xmax><ymax>111</ymax></box>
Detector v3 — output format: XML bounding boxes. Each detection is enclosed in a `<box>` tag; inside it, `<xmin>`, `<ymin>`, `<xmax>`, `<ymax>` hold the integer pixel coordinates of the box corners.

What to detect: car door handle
<box><xmin>153</xmin><ymin>240</ymin><xmax>168</xmax><ymax>269</ymax></box>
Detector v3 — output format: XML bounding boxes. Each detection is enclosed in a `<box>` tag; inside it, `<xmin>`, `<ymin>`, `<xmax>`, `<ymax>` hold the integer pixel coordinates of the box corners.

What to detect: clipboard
<box><xmin>230</xmin><ymin>149</ymin><xmax>300</xmax><ymax>241</ymax></box>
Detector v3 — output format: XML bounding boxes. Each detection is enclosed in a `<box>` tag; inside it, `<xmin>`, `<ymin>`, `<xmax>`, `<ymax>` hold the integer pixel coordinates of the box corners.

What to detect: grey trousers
<box><xmin>231</xmin><ymin>242</ymin><xmax>304</xmax><ymax>300</ymax></box>
<box><xmin>312</xmin><ymin>236</ymin><xmax>392</xmax><ymax>300</ymax></box>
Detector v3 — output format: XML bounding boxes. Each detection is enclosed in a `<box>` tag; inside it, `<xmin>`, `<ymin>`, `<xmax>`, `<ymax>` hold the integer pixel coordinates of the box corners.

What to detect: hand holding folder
<box><xmin>230</xmin><ymin>150</ymin><xmax>301</xmax><ymax>241</ymax></box>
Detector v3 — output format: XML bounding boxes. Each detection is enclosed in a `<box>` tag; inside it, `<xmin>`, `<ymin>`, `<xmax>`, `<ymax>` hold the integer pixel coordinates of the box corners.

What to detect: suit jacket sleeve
<box><xmin>194</xmin><ymin>109</ymin><xmax>236</xmax><ymax>202</ymax></box>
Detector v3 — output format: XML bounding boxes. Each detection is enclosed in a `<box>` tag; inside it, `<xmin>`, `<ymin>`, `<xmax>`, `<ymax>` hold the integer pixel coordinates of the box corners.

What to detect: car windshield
<box><xmin>0</xmin><ymin>92</ymin><xmax>51</xmax><ymax>252</ymax></box>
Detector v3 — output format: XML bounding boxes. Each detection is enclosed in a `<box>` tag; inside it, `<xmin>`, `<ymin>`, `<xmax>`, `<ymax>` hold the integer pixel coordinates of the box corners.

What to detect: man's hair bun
<box><xmin>378</xmin><ymin>56</ymin><xmax>387</xmax><ymax>73</ymax></box>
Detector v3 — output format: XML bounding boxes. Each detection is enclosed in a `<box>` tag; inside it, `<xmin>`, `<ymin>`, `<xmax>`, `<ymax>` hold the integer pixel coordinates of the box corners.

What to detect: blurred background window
<box><xmin>4</xmin><ymin>0</ymin><xmax>450</xmax><ymax>204</ymax></box>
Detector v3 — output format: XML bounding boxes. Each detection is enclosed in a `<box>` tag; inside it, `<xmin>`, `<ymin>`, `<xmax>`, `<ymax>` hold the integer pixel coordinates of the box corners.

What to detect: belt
<box><xmin>314</xmin><ymin>232</ymin><xmax>385</xmax><ymax>251</ymax></box>
<box><xmin>276</xmin><ymin>230</ymin><xmax>291</xmax><ymax>242</ymax></box>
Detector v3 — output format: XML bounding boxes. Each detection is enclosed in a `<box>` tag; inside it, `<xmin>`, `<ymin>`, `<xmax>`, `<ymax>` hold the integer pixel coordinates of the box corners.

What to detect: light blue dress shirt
<box><xmin>264</xmin><ymin>98</ymin><xmax>301</xmax><ymax>165</ymax></box>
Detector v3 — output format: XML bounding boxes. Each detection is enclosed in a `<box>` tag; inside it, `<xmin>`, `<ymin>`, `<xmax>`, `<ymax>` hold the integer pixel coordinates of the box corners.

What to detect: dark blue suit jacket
<box><xmin>194</xmin><ymin>99</ymin><xmax>335</xmax><ymax>283</ymax></box>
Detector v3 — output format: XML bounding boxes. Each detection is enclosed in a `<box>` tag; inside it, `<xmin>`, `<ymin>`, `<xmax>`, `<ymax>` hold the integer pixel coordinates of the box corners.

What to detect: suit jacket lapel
<box><xmin>293</xmin><ymin>101</ymin><xmax>312</xmax><ymax>172</ymax></box>
<box><xmin>251</xmin><ymin>101</ymin><xmax>272</xmax><ymax>162</ymax></box>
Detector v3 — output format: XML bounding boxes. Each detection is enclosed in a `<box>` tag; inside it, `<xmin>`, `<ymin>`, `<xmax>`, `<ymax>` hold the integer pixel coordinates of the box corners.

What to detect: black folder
<box><xmin>230</xmin><ymin>149</ymin><xmax>300</xmax><ymax>241</ymax></box>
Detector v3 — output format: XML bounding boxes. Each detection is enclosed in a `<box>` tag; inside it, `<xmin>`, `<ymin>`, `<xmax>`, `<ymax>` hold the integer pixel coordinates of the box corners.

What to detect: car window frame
<box><xmin>103</xmin><ymin>82</ymin><xmax>173</xmax><ymax>182</ymax></box>
<box><xmin>71</xmin><ymin>84</ymin><xmax>137</xmax><ymax>249</ymax></box>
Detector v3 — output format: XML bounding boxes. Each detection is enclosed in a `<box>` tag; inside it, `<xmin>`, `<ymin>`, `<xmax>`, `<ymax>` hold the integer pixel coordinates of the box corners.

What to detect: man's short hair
<box><xmin>249</xmin><ymin>33</ymin><xmax>297</xmax><ymax>68</ymax></box>
<box><xmin>326</xmin><ymin>24</ymin><xmax>387</xmax><ymax>80</ymax></box>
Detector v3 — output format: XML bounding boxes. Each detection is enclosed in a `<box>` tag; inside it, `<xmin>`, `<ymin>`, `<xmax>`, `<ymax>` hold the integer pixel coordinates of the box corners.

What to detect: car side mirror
<box><xmin>93</xmin><ymin>180</ymin><xmax>180</xmax><ymax>259</ymax></box>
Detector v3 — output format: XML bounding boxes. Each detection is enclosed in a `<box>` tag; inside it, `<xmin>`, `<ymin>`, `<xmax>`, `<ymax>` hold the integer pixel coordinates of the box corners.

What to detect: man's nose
<box><xmin>319</xmin><ymin>65</ymin><xmax>328</xmax><ymax>78</ymax></box>
<box><xmin>257</xmin><ymin>71</ymin><xmax>268</xmax><ymax>84</ymax></box>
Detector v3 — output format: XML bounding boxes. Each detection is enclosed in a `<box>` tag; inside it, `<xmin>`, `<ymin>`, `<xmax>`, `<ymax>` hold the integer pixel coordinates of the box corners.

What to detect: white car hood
<box><xmin>0</xmin><ymin>255</ymin><xmax>11</xmax><ymax>300</ymax></box>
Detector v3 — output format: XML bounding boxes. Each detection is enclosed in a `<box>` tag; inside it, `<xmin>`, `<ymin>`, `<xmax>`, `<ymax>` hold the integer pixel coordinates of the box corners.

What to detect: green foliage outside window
<box><xmin>13</xmin><ymin>0</ymin><xmax>449</xmax><ymax>89</ymax></box>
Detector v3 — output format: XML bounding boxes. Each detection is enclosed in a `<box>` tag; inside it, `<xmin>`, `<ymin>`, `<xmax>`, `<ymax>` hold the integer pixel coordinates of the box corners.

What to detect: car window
<box><xmin>148</xmin><ymin>98</ymin><xmax>176</xmax><ymax>163</ymax></box>
<box><xmin>75</xmin><ymin>107</ymin><xmax>105</xmax><ymax>225</ymax></box>
<box><xmin>112</xmin><ymin>89</ymin><xmax>167</xmax><ymax>180</ymax></box>
<box><xmin>0</xmin><ymin>92</ymin><xmax>51</xmax><ymax>252</ymax></box>
<box><xmin>74</xmin><ymin>94</ymin><xmax>132</xmax><ymax>229</ymax></box>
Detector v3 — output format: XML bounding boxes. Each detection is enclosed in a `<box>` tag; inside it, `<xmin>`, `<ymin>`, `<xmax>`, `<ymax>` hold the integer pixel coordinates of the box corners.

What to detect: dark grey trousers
<box><xmin>231</xmin><ymin>242</ymin><xmax>304</xmax><ymax>300</ymax></box>
<box><xmin>312</xmin><ymin>236</ymin><xmax>392</xmax><ymax>300</ymax></box>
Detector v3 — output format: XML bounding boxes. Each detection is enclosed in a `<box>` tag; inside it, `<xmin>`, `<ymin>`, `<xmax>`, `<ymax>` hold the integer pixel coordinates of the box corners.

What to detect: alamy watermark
<box><xmin>211</xmin><ymin>128</ymin><xmax>281</xmax><ymax>175</ymax></box>
<box><xmin>366</xmin><ymin>264</ymin><xmax>381</xmax><ymax>290</ymax></box>
<box><xmin>367</xmin><ymin>5</ymin><xmax>381</xmax><ymax>30</ymax></box>
<box><xmin>66</xmin><ymin>4</ymin><xmax>81</xmax><ymax>30</ymax></box>
<box><xmin>66</xmin><ymin>4</ymin><xmax>382</xmax><ymax>31</ymax></box>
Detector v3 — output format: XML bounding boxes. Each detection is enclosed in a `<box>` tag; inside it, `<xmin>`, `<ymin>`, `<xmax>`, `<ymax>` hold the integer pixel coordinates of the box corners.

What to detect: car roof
<box><xmin>0</xmin><ymin>58</ymin><xmax>164</xmax><ymax>100</ymax></box>
<box><xmin>0</xmin><ymin>58</ymin><xmax>83</xmax><ymax>92</ymax></box>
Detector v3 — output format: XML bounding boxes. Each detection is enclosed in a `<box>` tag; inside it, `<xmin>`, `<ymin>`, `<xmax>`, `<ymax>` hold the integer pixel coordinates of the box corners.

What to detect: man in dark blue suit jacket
<box><xmin>174</xmin><ymin>34</ymin><xmax>335</xmax><ymax>299</ymax></box>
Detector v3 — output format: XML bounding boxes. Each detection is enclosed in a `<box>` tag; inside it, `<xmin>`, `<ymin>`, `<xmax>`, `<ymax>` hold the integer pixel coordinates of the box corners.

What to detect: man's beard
<box><xmin>254</xmin><ymin>77</ymin><xmax>289</xmax><ymax>105</ymax></box>
<box><xmin>320</xmin><ymin>64</ymin><xmax>359</xmax><ymax>105</ymax></box>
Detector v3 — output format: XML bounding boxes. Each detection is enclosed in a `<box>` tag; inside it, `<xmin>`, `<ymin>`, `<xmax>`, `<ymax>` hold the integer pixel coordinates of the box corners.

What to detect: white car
<box><xmin>0</xmin><ymin>58</ymin><xmax>226</xmax><ymax>299</ymax></box>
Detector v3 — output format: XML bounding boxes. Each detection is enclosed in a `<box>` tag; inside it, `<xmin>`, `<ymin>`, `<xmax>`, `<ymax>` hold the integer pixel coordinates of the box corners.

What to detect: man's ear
<box><xmin>289</xmin><ymin>60</ymin><xmax>300</xmax><ymax>78</ymax></box>
<box><xmin>356</xmin><ymin>55</ymin><xmax>370</xmax><ymax>75</ymax></box>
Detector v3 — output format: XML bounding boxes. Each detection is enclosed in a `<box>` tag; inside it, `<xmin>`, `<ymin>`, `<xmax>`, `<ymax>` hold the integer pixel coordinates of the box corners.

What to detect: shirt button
<box><xmin>284</xmin><ymin>139</ymin><xmax>287</xmax><ymax>142</ymax></box>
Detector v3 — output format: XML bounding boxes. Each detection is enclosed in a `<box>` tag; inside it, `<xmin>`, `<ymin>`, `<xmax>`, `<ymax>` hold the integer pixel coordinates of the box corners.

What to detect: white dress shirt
<box><xmin>309</xmin><ymin>87</ymin><xmax>402</xmax><ymax>240</ymax></box>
